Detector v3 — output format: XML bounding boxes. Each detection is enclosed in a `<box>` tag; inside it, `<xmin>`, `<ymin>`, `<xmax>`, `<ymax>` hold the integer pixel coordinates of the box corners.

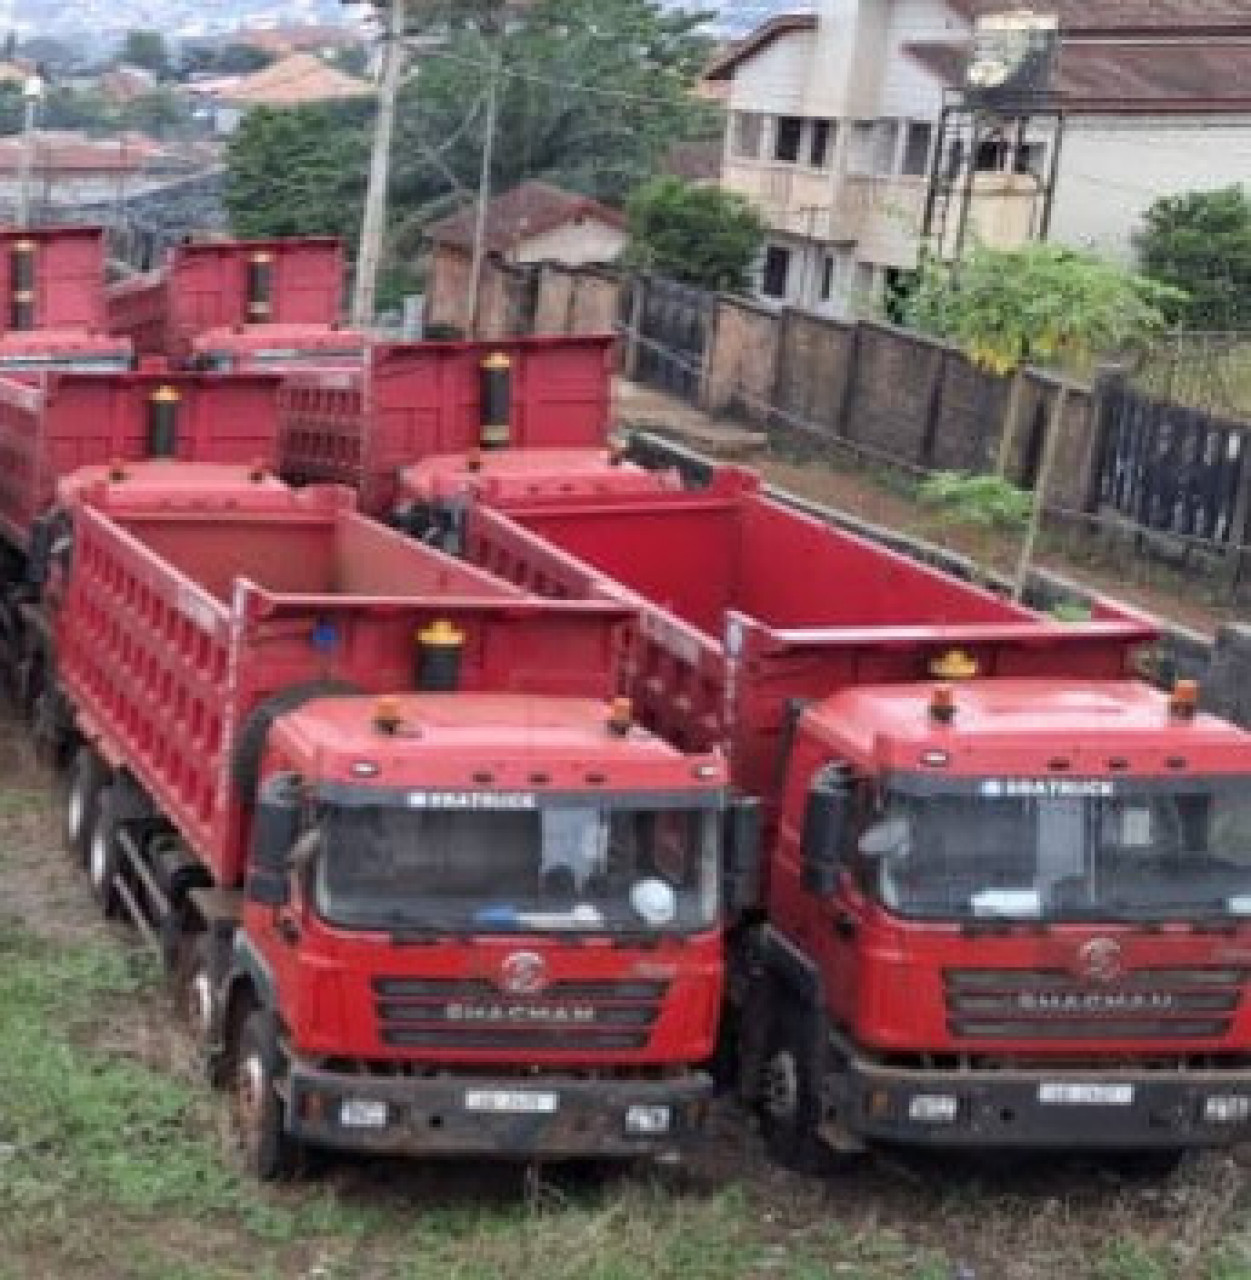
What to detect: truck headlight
<box><xmin>908</xmin><ymin>1094</ymin><xmax>959</xmax><ymax>1124</ymax></box>
<box><xmin>625</xmin><ymin>1104</ymin><xmax>671</xmax><ymax>1135</ymax></box>
<box><xmin>1204</xmin><ymin>1095</ymin><xmax>1251</xmax><ymax>1124</ymax></box>
<box><xmin>339</xmin><ymin>1098</ymin><xmax>389</xmax><ymax>1129</ymax></box>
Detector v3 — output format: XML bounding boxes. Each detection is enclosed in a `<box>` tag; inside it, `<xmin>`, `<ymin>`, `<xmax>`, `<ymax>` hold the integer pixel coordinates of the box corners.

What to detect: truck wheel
<box><xmin>180</xmin><ymin>934</ymin><xmax>216</xmax><ymax>1050</ymax></box>
<box><xmin>64</xmin><ymin>747</ymin><xmax>107</xmax><ymax>866</ymax></box>
<box><xmin>758</xmin><ymin>1005</ymin><xmax>827</xmax><ymax>1174</ymax></box>
<box><xmin>87</xmin><ymin>789</ymin><xmax>123</xmax><ymax>918</ymax></box>
<box><xmin>234</xmin><ymin>1009</ymin><xmax>300</xmax><ymax>1180</ymax></box>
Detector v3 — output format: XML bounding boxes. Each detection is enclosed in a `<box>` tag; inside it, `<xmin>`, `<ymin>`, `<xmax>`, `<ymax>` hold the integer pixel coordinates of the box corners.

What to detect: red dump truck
<box><xmin>279</xmin><ymin>335</ymin><xmax>670</xmax><ymax>520</ymax></box>
<box><xmin>43</xmin><ymin>472</ymin><xmax>729</xmax><ymax>1175</ymax></box>
<box><xmin>0</xmin><ymin>369</ymin><xmax>283</xmax><ymax>723</ymax></box>
<box><xmin>461</xmin><ymin>467</ymin><xmax>1251</xmax><ymax>1164</ymax></box>
<box><xmin>0</xmin><ymin>226</ymin><xmax>131</xmax><ymax>375</ymax></box>
<box><xmin>106</xmin><ymin>236</ymin><xmax>363</xmax><ymax>371</ymax></box>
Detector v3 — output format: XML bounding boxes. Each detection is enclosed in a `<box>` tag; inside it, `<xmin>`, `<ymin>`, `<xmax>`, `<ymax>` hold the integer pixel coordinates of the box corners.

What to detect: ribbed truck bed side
<box><xmin>0</xmin><ymin>226</ymin><xmax>108</xmax><ymax>332</ymax></box>
<box><xmin>0</xmin><ymin>372</ymin><xmax>284</xmax><ymax>551</ymax></box>
<box><xmin>279</xmin><ymin>335</ymin><xmax>614</xmax><ymax>516</ymax></box>
<box><xmin>104</xmin><ymin>272</ymin><xmax>168</xmax><ymax>357</ymax></box>
<box><xmin>55</xmin><ymin>486</ymin><xmax>633</xmax><ymax>888</ymax></box>
<box><xmin>463</xmin><ymin>470</ymin><xmax>1158</xmax><ymax>807</ymax></box>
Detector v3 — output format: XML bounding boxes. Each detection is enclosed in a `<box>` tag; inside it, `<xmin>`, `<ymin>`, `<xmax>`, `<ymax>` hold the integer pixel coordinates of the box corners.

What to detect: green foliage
<box><xmin>624</xmin><ymin>176</ymin><xmax>765</xmax><ymax>290</ymax></box>
<box><xmin>1135</xmin><ymin>185</ymin><xmax>1251</xmax><ymax>330</ymax></box>
<box><xmin>918</xmin><ymin>470</ymin><xmax>1032</xmax><ymax>530</ymax></box>
<box><xmin>120</xmin><ymin>29</ymin><xmax>169</xmax><ymax>77</ymax></box>
<box><xmin>224</xmin><ymin>103</ymin><xmax>371</xmax><ymax>241</ymax></box>
<box><xmin>905</xmin><ymin>243</ymin><xmax>1183</xmax><ymax>376</ymax></box>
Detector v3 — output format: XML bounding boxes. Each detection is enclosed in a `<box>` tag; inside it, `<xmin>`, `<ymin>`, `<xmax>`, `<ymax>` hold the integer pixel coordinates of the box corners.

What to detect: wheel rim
<box><xmin>67</xmin><ymin>779</ymin><xmax>85</xmax><ymax>842</ymax></box>
<box><xmin>188</xmin><ymin>968</ymin><xmax>214</xmax><ymax>1042</ymax></box>
<box><xmin>763</xmin><ymin>1048</ymin><xmax>800</xmax><ymax>1125</ymax></box>
<box><xmin>88</xmin><ymin>826</ymin><xmax>109</xmax><ymax>893</ymax></box>
<box><xmin>236</xmin><ymin>1051</ymin><xmax>267</xmax><ymax>1156</ymax></box>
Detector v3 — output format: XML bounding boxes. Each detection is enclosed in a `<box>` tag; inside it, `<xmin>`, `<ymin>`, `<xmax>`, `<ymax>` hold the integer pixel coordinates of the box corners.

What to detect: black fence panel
<box><xmin>633</xmin><ymin>276</ymin><xmax>713</xmax><ymax>403</ymax></box>
<box><xmin>1096</xmin><ymin>380</ymin><xmax>1249</xmax><ymax>548</ymax></box>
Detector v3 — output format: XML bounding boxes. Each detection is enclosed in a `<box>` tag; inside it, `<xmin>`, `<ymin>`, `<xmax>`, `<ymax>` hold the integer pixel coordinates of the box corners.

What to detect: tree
<box><xmin>1135</xmin><ymin>186</ymin><xmax>1251</xmax><ymax>331</ymax></box>
<box><xmin>224</xmin><ymin>104</ymin><xmax>371</xmax><ymax>241</ymax></box>
<box><xmin>904</xmin><ymin>242</ymin><xmax>1181</xmax><ymax>597</ymax></box>
<box><xmin>120</xmin><ymin>30</ymin><xmax>169</xmax><ymax>77</ymax></box>
<box><xmin>624</xmin><ymin>177</ymin><xmax>764</xmax><ymax>291</ymax></box>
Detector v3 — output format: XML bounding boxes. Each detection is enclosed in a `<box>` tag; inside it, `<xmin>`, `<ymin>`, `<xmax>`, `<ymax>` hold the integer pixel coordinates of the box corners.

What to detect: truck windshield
<box><xmin>867</xmin><ymin>782</ymin><xmax>1251</xmax><ymax>922</ymax></box>
<box><xmin>314</xmin><ymin>802</ymin><xmax>719</xmax><ymax>935</ymax></box>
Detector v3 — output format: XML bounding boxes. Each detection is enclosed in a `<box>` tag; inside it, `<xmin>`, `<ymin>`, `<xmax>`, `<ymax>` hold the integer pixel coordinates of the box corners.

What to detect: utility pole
<box><xmin>352</xmin><ymin>0</ymin><xmax>406</xmax><ymax>329</ymax></box>
<box><xmin>465</xmin><ymin>23</ymin><xmax>502</xmax><ymax>338</ymax></box>
<box><xmin>16</xmin><ymin>75</ymin><xmax>42</xmax><ymax>227</ymax></box>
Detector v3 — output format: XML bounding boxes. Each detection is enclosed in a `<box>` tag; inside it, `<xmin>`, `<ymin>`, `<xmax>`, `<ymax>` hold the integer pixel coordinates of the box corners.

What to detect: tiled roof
<box><xmin>219</xmin><ymin>53</ymin><xmax>373</xmax><ymax>106</ymax></box>
<box><xmin>0</xmin><ymin>130</ymin><xmax>187</xmax><ymax>173</ymax></box>
<box><xmin>426</xmin><ymin>181</ymin><xmax>626</xmax><ymax>253</ymax></box>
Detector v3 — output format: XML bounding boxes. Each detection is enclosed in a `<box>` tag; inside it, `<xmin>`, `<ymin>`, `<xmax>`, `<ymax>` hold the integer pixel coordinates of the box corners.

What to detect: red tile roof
<box><xmin>426</xmin><ymin>181</ymin><xmax>626</xmax><ymax>253</ymax></box>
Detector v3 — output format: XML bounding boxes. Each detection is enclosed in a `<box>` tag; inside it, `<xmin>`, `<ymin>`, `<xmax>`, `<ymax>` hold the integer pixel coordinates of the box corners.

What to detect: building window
<box><xmin>809</xmin><ymin>119</ymin><xmax>834</xmax><ymax>169</ymax></box>
<box><xmin>901</xmin><ymin>121</ymin><xmax>934</xmax><ymax>177</ymax></box>
<box><xmin>762</xmin><ymin>245</ymin><xmax>791</xmax><ymax>299</ymax></box>
<box><xmin>819</xmin><ymin>254</ymin><xmax>836</xmax><ymax>302</ymax></box>
<box><xmin>847</xmin><ymin>120</ymin><xmax>899</xmax><ymax>177</ymax></box>
<box><xmin>732</xmin><ymin>112</ymin><xmax>764</xmax><ymax>160</ymax></box>
<box><xmin>774</xmin><ymin>116</ymin><xmax>804</xmax><ymax>163</ymax></box>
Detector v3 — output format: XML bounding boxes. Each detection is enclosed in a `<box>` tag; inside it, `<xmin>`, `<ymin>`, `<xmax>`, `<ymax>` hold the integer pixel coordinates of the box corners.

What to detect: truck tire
<box><xmin>87</xmin><ymin>787</ymin><xmax>123</xmax><ymax>919</ymax></box>
<box><xmin>235</xmin><ymin>1009</ymin><xmax>301</xmax><ymax>1180</ymax></box>
<box><xmin>180</xmin><ymin>933</ymin><xmax>216</xmax><ymax>1051</ymax></box>
<box><xmin>64</xmin><ymin>747</ymin><xmax>107</xmax><ymax>866</ymax></box>
<box><xmin>757</xmin><ymin>1002</ymin><xmax>828</xmax><ymax>1174</ymax></box>
<box><xmin>231</xmin><ymin>680</ymin><xmax>360</xmax><ymax>802</ymax></box>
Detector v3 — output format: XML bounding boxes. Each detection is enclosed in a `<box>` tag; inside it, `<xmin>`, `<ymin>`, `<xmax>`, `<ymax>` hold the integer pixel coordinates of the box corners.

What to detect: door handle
<box><xmin>277</xmin><ymin>913</ymin><xmax>301</xmax><ymax>946</ymax></box>
<box><xmin>833</xmin><ymin>910</ymin><xmax>857</xmax><ymax>941</ymax></box>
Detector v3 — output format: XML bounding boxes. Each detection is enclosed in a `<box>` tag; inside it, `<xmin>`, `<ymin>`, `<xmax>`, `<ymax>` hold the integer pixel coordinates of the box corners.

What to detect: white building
<box><xmin>705</xmin><ymin>1</ymin><xmax>1251</xmax><ymax>314</ymax></box>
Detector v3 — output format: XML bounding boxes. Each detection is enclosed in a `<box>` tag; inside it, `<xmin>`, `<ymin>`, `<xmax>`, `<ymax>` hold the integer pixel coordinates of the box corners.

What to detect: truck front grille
<box><xmin>371</xmin><ymin>977</ymin><xmax>668</xmax><ymax>1051</ymax></box>
<box><xmin>944</xmin><ymin>967</ymin><xmax>1246</xmax><ymax>1041</ymax></box>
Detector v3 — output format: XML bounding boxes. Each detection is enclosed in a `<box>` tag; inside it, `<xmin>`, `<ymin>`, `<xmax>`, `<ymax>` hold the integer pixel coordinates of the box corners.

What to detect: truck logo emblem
<box><xmin>1078</xmin><ymin>938</ymin><xmax>1124</xmax><ymax>984</ymax></box>
<box><xmin>500</xmin><ymin>951</ymin><xmax>547</xmax><ymax>995</ymax></box>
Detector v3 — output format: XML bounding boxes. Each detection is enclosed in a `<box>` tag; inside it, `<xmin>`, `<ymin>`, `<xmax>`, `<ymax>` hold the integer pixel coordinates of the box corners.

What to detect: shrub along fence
<box><xmin>426</xmin><ymin>254</ymin><xmax>1251</xmax><ymax>596</ymax></box>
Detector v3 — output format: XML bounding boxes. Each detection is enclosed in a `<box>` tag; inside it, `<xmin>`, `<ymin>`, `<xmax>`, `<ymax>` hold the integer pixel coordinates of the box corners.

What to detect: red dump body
<box><xmin>106</xmin><ymin>237</ymin><xmax>349</xmax><ymax>365</ymax></box>
<box><xmin>279</xmin><ymin>336</ymin><xmax>615</xmax><ymax>515</ymax></box>
<box><xmin>464</xmin><ymin>469</ymin><xmax>1155</xmax><ymax>810</ymax></box>
<box><xmin>0</xmin><ymin>227</ymin><xmax>132</xmax><ymax>375</ymax></box>
<box><xmin>55</xmin><ymin>482</ymin><xmax>633</xmax><ymax>890</ymax></box>
<box><xmin>0</xmin><ymin>371</ymin><xmax>283</xmax><ymax>551</ymax></box>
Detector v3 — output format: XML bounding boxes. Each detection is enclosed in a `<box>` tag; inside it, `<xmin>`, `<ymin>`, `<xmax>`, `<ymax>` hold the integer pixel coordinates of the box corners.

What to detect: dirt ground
<box><xmin>2</xmin><ymin>707</ymin><xmax>1250</xmax><ymax>1280</ymax></box>
<box><xmin>614</xmin><ymin>380</ymin><xmax>1243</xmax><ymax>640</ymax></box>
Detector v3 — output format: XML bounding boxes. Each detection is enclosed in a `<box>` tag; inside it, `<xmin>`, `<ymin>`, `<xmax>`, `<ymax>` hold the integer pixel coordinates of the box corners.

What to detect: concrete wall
<box><xmin>703</xmin><ymin>296</ymin><xmax>780</xmax><ymax>417</ymax></box>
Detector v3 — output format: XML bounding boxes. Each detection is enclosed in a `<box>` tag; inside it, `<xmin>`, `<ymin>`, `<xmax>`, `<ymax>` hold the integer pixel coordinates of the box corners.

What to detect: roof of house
<box><xmin>703</xmin><ymin>14</ymin><xmax>818</xmax><ymax>81</ymax></box>
<box><xmin>426</xmin><ymin>181</ymin><xmax>627</xmax><ymax>253</ymax></box>
<box><xmin>947</xmin><ymin>1</ymin><xmax>1251</xmax><ymax>35</ymax></box>
<box><xmin>99</xmin><ymin>65</ymin><xmax>158</xmax><ymax>103</ymax></box>
<box><xmin>905</xmin><ymin>36</ymin><xmax>1251</xmax><ymax>113</ymax></box>
<box><xmin>0</xmin><ymin>130</ymin><xmax>189</xmax><ymax>174</ymax></box>
<box><xmin>217</xmin><ymin>52</ymin><xmax>373</xmax><ymax>106</ymax></box>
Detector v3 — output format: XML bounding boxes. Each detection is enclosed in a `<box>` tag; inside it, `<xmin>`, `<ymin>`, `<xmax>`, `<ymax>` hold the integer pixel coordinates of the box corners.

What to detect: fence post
<box><xmin>918</xmin><ymin>345</ymin><xmax>948</xmax><ymax>467</ymax></box>
<box><xmin>1084</xmin><ymin>366</ymin><xmax>1126</xmax><ymax>517</ymax></box>
<box><xmin>835</xmin><ymin>322</ymin><xmax>862</xmax><ymax>440</ymax></box>
<box><xmin>622</xmin><ymin>275</ymin><xmax>645</xmax><ymax>380</ymax></box>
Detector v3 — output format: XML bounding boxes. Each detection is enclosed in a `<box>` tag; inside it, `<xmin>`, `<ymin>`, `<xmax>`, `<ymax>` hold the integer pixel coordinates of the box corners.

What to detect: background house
<box><xmin>426</xmin><ymin>181</ymin><xmax>627</xmax><ymax>333</ymax></box>
<box><xmin>704</xmin><ymin>0</ymin><xmax>1251</xmax><ymax>315</ymax></box>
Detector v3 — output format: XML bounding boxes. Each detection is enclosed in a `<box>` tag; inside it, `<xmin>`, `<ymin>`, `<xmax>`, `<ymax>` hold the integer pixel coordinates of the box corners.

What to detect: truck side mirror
<box><xmin>801</xmin><ymin>765</ymin><xmax>852</xmax><ymax>896</ymax></box>
<box><xmin>723</xmin><ymin>794</ymin><xmax>762</xmax><ymax>913</ymax></box>
<box><xmin>246</xmin><ymin>772</ymin><xmax>301</xmax><ymax>907</ymax></box>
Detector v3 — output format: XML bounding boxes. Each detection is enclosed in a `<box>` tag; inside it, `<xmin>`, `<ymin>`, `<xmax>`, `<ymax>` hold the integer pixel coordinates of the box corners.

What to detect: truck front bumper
<box><xmin>285</xmin><ymin>1064</ymin><xmax>713</xmax><ymax>1160</ymax></box>
<box><xmin>837</xmin><ymin>1054</ymin><xmax>1251</xmax><ymax>1149</ymax></box>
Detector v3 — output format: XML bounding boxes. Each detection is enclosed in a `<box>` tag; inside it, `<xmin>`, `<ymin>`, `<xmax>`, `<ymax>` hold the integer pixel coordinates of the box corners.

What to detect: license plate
<box><xmin>1038</xmin><ymin>1083</ymin><xmax>1134</xmax><ymax>1106</ymax></box>
<box><xmin>463</xmin><ymin>1089</ymin><xmax>559</xmax><ymax>1114</ymax></box>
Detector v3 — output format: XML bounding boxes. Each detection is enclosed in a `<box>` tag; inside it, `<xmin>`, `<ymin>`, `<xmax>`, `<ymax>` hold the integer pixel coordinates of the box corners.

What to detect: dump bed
<box><xmin>0</xmin><ymin>371</ymin><xmax>283</xmax><ymax>551</ymax></box>
<box><xmin>279</xmin><ymin>335</ymin><xmax>614</xmax><ymax>515</ymax></box>
<box><xmin>57</xmin><ymin>483</ymin><xmax>634</xmax><ymax>888</ymax></box>
<box><xmin>0</xmin><ymin>226</ymin><xmax>109</xmax><ymax>333</ymax></box>
<box><xmin>106</xmin><ymin>237</ymin><xmax>347</xmax><ymax>363</ymax></box>
<box><xmin>464</xmin><ymin>469</ymin><xmax>1158</xmax><ymax>804</ymax></box>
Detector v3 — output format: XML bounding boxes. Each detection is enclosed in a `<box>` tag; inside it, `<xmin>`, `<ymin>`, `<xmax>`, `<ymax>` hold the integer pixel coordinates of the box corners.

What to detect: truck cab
<box><xmin>757</xmin><ymin>669</ymin><xmax>1251</xmax><ymax>1161</ymax></box>
<box><xmin>220</xmin><ymin>691</ymin><xmax>725</xmax><ymax>1168</ymax></box>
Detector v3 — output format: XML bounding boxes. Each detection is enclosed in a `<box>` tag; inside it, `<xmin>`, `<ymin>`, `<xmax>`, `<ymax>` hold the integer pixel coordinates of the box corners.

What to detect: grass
<box><xmin>0</xmin><ymin>916</ymin><xmax>955</xmax><ymax>1280</ymax></box>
